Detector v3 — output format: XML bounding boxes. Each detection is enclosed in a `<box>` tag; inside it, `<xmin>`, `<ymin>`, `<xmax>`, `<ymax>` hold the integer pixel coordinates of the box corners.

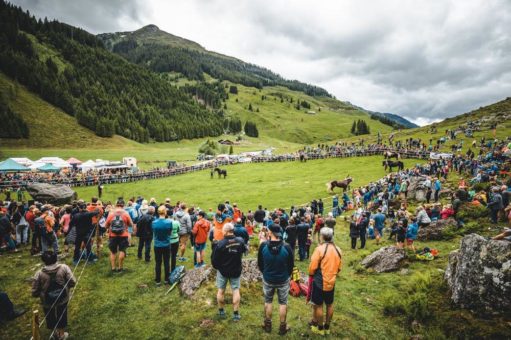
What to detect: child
<box><xmin>245</xmin><ymin>219</ymin><xmax>254</xmax><ymax>237</ymax></box>
<box><xmin>258</xmin><ymin>226</ymin><xmax>269</xmax><ymax>245</ymax></box>
<box><xmin>305</xmin><ymin>228</ymin><xmax>313</xmax><ymax>259</ymax></box>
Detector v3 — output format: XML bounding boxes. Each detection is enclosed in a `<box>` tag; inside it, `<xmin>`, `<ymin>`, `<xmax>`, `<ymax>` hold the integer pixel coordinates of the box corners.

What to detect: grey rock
<box><xmin>179</xmin><ymin>265</ymin><xmax>212</xmax><ymax>298</ymax></box>
<box><xmin>26</xmin><ymin>183</ymin><xmax>77</xmax><ymax>205</ymax></box>
<box><xmin>445</xmin><ymin>234</ymin><xmax>511</xmax><ymax>316</ymax></box>
<box><xmin>417</xmin><ymin>218</ymin><xmax>457</xmax><ymax>241</ymax></box>
<box><xmin>361</xmin><ymin>246</ymin><xmax>407</xmax><ymax>273</ymax></box>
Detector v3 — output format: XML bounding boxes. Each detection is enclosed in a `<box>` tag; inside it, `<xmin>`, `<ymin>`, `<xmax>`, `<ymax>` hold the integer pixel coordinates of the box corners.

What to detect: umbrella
<box><xmin>0</xmin><ymin>159</ymin><xmax>30</xmax><ymax>172</ymax></box>
<box><xmin>37</xmin><ymin>163</ymin><xmax>61</xmax><ymax>173</ymax></box>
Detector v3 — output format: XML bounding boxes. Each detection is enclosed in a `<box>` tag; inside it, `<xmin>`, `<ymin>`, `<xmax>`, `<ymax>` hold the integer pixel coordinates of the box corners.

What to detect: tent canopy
<box><xmin>37</xmin><ymin>163</ymin><xmax>61</xmax><ymax>173</ymax></box>
<box><xmin>0</xmin><ymin>159</ymin><xmax>30</xmax><ymax>172</ymax></box>
<box><xmin>66</xmin><ymin>157</ymin><xmax>82</xmax><ymax>165</ymax></box>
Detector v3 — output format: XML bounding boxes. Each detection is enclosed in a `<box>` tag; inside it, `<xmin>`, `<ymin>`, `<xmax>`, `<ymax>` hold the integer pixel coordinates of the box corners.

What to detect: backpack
<box><xmin>44</xmin><ymin>266</ymin><xmax>67</xmax><ymax>306</ymax></box>
<box><xmin>111</xmin><ymin>214</ymin><xmax>126</xmax><ymax>235</ymax></box>
<box><xmin>289</xmin><ymin>280</ymin><xmax>301</xmax><ymax>297</ymax></box>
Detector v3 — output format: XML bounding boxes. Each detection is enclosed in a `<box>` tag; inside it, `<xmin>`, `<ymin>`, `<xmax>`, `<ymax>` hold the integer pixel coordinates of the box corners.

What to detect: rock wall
<box><xmin>445</xmin><ymin>234</ymin><xmax>511</xmax><ymax>316</ymax></box>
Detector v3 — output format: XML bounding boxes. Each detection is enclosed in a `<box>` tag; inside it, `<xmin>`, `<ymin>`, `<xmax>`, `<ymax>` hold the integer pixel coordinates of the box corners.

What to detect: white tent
<box><xmin>79</xmin><ymin>160</ymin><xmax>97</xmax><ymax>172</ymax></box>
<box><xmin>9</xmin><ymin>157</ymin><xmax>33</xmax><ymax>167</ymax></box>
<box><xmin>35</xmin><ymin>157</ymin><xmax>71</xmax><ymax>168</ymax></box>
<box><xmin>29</xmin><ymin>161</ymin><xmax>46</xmax><ymax>171</ymax></box>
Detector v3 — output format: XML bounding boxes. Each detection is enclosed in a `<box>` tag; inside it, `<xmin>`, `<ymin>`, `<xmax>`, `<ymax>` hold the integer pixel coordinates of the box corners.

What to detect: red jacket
<box><xmin>192</xmin><ymin>218</ymin><xmax>211</xmax><ymax>244</ymax></box>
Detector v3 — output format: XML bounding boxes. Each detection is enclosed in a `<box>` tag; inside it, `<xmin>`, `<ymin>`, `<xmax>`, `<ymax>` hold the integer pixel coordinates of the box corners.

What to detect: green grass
<box><xmin>1</xmin><ymin>156</ymin><xmax>509</xmax><ymax>340</ymax></box>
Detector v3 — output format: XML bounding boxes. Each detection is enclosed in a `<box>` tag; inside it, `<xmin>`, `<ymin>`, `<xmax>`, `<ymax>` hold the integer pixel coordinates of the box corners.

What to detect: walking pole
<box><xmin>32</xmin><ymin>310</ymin><xmax>41</xmax><ymax>340</ymax></box>
<box><xmin>95</xmin><ymin>224</ymin><xmax>101</xmax><ymax>260</ymax></box>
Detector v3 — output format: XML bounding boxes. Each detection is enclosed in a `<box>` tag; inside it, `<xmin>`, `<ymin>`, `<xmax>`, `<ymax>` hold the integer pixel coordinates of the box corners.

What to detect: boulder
<box><xmin>240</xmin><ymin>259</ymin><xmax>263</xmax><ymax>283</ymax></box>
<box><xmin>445</xmin><ymin>234</ymin><xmax>511</xmax><ymax>316</ymax></box>
<box><xmin>361</xmin><ymin>246</ymin><xmax>407</xmax><ymax>273</ymax></box>
<box><xmin>417</xmin><ymin>218</ymin><xmax>457</xmax><ymax>241</ymax></box>
<box><xmin>179</xmin><ymin>265</ymin><xmax>212</xmax><ymax>298</ymax></box>
<box><xmin>406</xmin><ymin>177</ymin><xmax>430</xmax><ymax>202</ymax></box>
<box><xmin>26</xmin><ymin>183</ymin><xmax>77</xmax><ymax>205</ymax></box>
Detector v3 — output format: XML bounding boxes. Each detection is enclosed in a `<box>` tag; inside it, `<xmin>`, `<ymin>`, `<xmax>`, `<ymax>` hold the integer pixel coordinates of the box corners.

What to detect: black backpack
<box><xmin>44</xmin><ymin>267</ymin><xmax>67</xmax><ymax>306</ymax></box>
<box><xmin>111</xmin><ymin>214</ymin><xmax>125</xmax><ymax>235</ymax></box>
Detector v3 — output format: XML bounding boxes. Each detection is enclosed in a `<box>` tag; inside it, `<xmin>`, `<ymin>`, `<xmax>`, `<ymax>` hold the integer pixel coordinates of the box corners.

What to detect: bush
<box><xmin>472</xmin><ymin>182</ymin><xmax>491</xmax><ymax>192</ymax></box>
<box><xmin>457</xmin><ymin>204</ymin><xmax>489</xmax><ymax>220</ymax></box>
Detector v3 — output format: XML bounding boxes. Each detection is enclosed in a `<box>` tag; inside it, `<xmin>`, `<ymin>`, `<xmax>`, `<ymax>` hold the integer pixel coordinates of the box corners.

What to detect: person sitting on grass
<box><xmin>211</xmin><ymin>223</ymin><xmax>246</xmax><ymax>321</ymax></box>
<box><xmin>308</xmin><ymin>227</ymin><xmax>342</xmax><ymax>336</ymax></box>
<box><xmin>32</xmin><ymin>251</ymin><xmax>76</xmax><ymax>340</ymax></box>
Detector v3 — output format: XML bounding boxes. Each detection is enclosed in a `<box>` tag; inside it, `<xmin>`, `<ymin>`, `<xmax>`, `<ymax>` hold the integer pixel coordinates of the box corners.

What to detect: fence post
<box><xmin>95</xmin><ymin>224</ymin><xmax>101</xmax><ymax>260</ymax></box>
<box><xmin>32</xmin><ymin>310</ymin><xmax>41</xmax><ymax>340</ymax></box>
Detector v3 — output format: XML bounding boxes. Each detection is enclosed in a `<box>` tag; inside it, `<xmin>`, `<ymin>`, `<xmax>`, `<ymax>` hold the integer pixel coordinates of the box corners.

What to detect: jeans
<box><xmin>32</xmin><ymin>228</ymin><xmax>41</xmax><ymax>251</ymax></box>
<box><xmin>351</xmin><ymin>237</ymin><xmax>357</xmax><ymax>249</ymax></box>
<box><xmin>170</xmin><ymin>242</ymin><xmax>179</xmax><ymax>272</ymax></box>
<box><xmin>154</xmin><ymin>246</ymin><xmax>170</xmax><ymax>283</ymax></box>
<box><xmin>359</xmin><ymin>229</ymin><xmax>366</xmax><ymax>249</ymax></box>
<box><xmin>74</xmin><ymin>232</ymin><xmax>92</xmax><ymax>262</ymax></box>
<box><xmin>298</xmin><ymin>241</ymin><xmax>306</xmax><ymax>261</ymax></box>
<box><xmin>490</xmin><ymin>209</ymin><xmax>498</xmax><ymax>224</ymax></box>
<box><xmin>16</xmin><ymin>224</ymin><xmax>28</xmax><ymax>244</ymax></box>
<box><xmin>138</xmin><ymin>238</ymin><xmax>152</xmax><ymax>261</ymax></box>
<box><xmin>42</xmin><ymin>233</ymin><xmax>58</xmax><ymax>253</ymax></box>
<box><xmin>2</xmin><ymin>234</ymin><xmax>16</xmax><ymax>250</ymax></box>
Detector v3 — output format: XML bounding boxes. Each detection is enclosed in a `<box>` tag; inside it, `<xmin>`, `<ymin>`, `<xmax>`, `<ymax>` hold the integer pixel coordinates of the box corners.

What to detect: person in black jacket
<box><xmin>211</xmin><ymin>223</ymin><xmax>246</xmax><ymax>321</ymax></box>
<box><xmin>71</xmin><ymin>203</ymin><xmax>100</xmax><ymax>265</ymax></box>
<box><xmin>136</xmin><ymin>206</ymin><xmax>155</xmax><ymax>262</ymax></box>
<box><xmin>285</xmin><ymin>218</ymin><xmax>297</xmax><ymax>255</ymax></box>
<box><xmin>254</xmin><ymin>205</ymin><xmax>266</xmax><ymax>228</ymax></box>
<box><xmin>296</xmin><ymin>217</ymin><xmax>309</xmax><ymax>261</ymax></box>
<box><xmin>257</xmin><ymin>224</ymin><xmax>294</xmax><ymax>335</ymax></box>
<box><xmin>349</xmin><ymin>216</ymin><xmax>359</xmax><ymax>249</ymax></box>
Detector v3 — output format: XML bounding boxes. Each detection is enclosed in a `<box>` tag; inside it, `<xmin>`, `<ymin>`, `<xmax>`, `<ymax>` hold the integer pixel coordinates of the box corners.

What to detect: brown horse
<box><xmin>383</xmin><ymin>151</ymin><xmax>401</xmax><ymax>160</ymax></box>
<box><xmin>326</xmin><ymin>176</ymin><xmax>353</xmax><ymax>193</ymax></box>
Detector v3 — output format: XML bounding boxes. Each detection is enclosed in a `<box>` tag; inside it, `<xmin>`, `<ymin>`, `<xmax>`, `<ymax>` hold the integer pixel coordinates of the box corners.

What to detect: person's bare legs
<box><xmin>118</xmin><ymin>251</ymin><xmax>125</xmax><ymax>269</ymax></box>
<box><xmin>217</xmin><ymin>289</ymin><xmax>225</xmax><ymax>309</ymax></box>
<box><xmin>109</xmin><ymin>252</ymin><xmax>116</xmax><ymax>270</ymax></box>
<box><xmin>264</xmin><ymin>302</ymin><xmax>273</xmax><ymax>320</ymax></box>
<box><xmin>313</xmin><ymin>304</ymin><xmax>323</xmax><ymax>325</ymax></box>
<box><xmin>325</xmin><ymin>304</ymin><xmax>334</xmax><ymax>325</ymax></box>
<box><xmin>279</xmin><ymin>304</ymin><xmax>287</xmax><ymax>323</ymax></box>
<box><xmin>232</xmin><ymin>289</ymin><xmax>240</xmax><ymax>313</ymax></box>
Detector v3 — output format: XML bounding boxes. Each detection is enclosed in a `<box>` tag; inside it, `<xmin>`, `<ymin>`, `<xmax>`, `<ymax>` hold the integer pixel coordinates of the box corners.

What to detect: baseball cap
<box><xmin>269</xmin><ymin>224</ymin><xmax>282</xmax><ymax>238</ymax></box>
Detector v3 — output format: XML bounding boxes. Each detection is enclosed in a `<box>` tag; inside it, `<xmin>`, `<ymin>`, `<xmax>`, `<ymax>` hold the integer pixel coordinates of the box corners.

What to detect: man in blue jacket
<box><xmin>258</xmin><ymin>224</ymin><xmax>294</xmax><ymax>335</ymax></box>
<box><xmin>211</xmin><ymin>223</ymin><xmax>246</xmax><ymax>321</ymax></box>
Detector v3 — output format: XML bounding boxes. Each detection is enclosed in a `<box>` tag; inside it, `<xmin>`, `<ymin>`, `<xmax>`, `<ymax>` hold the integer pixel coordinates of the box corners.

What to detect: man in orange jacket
<box><xmin>192</xmin><ymin>211</ymin><xmax>210</xmax><ymax>267</ymax></box>
<box><xmin>307</xmin><ymin>227</ymin><xmax>342</xmax><ymax>336</ymax></box>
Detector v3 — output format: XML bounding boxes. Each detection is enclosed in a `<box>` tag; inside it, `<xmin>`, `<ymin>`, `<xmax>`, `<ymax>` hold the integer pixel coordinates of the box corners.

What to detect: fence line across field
<box><xmin>1</xmin><ymin>148</ymin><xmax>429</xmax><ymax>189</ymax></box>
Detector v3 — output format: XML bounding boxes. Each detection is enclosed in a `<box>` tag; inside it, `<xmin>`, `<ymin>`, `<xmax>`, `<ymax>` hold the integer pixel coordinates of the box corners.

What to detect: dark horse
<box><xmin>383</xmin><ymin>150</ymin><xmax>401</xmax><ymax>160</ymax></box>
<box><xmin>212</xmin><ymin>167</ymin><xmax>227</xmax><ymax>179</ymax></box>
<box><xmin>382</xmin><ymin>160</ymin><xmax>404</xmax><ymax>172</ymax></box>
<box><xmin>326</xmin><ymin>176</ymin><xmax>353</xmax><ymax>193</ymax></box>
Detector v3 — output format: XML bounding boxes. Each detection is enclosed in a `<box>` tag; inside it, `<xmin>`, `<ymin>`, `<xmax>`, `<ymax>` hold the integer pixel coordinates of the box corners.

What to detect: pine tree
<box><xmin>229</xmin><ymin>145</ymin><xmax>233</xmax><ymax>154</ymax></box>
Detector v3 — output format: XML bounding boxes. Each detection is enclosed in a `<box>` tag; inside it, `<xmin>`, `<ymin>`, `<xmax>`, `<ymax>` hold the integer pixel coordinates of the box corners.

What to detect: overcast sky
<box><xmin>11</xmin><ymin>0</ymin><xmax>511</xmax><ymax>126</ymax></box>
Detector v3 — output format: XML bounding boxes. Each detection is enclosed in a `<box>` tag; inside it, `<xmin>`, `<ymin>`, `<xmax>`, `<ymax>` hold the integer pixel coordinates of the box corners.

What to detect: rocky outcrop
<box><xmin>406</xmin><ymin>177</ymin><xmax>429</xmax><ymax>202</ymax></box>
<box><xmin>417</xmin><ymin>218</ymin><xmax>457</xmax><ymax>241</ymax></box>
<box><xmin>179</xmin><ymin>265</ymin><xmax>212</xmax><ymax>298</ymax></box>
<box><xmin>26</xmin><ymin>183</ymin><xmax>77</xmax><ymax>205</ymax></box>
<box><xmin>445</xmin><ymin>234</ymin><xmax>511</xmax><ymax>316</ymax></box>
<box><xmin>361</xmin><ymin>246</ymin><xmax>407</xmax><ymax>273</ymax></box>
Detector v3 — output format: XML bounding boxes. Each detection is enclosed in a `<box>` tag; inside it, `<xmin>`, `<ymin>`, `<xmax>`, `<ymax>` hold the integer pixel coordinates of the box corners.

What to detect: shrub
<box><xmin>457</xmin><ymin>204</ymin><xmax>489</xmax><ymax>220</ymax></box>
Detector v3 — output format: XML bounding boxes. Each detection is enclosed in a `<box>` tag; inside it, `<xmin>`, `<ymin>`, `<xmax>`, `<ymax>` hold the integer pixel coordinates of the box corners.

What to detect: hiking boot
<box><xmin>232</xmin><ymin>312</ymin><xmax>241</xmax><ymax>322</ymax></box>
<box><xmin>310</xmin><ymin>325</ymin><xmax>324</xmax><ymax>336</ymax></box>
<box><xmin>279</xmin><ymin>322</ymin><xmax>290</xmax><ymax>336</ymax></box>
<box><xmin>218</xmin><ymin>309</ymin><xmax>226</xmax><ymax>319</ymax></box>
<box><xmin>262</xmin><ymin>318</ymin><xmax>272</xmax><ymax>333</ymax></box>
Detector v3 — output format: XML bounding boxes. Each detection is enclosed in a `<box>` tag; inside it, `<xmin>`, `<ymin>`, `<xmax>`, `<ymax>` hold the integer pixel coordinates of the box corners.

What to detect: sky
<box><xmin>11</xmin><ymin>0</ymin><xmax>511</xmax><ymax>126</ymax></box>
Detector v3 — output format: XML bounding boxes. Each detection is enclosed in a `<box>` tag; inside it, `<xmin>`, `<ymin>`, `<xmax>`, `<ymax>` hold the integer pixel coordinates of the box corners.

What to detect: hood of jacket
<box><xmin>268</xmin><ymin>240</ymin><xmax>283</xmax><ymax>255</ymax></box>
<box><xmin>175</xmin><ymin>210</ymin><xmax>185</xmax><ymax>218</ymax></box>
<box><xmin>42</xmin><ymin>263</ymin><xmax>61</xmax><ymax>275</ymax></box>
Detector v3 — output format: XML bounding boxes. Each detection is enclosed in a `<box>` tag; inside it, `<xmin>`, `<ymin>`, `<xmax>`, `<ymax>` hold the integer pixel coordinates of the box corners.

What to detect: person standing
<box><xmin>136</xmin><ymin>206</ymin><xmax>155</xmax><ymax>262</ymax></box>
<box><xmin>258</xmin><ymin>224</ymin><xmax>294</xmax><ymax>335</ymax></box>
<box><xmin>32</xmin><ymin>251</ymin><xmax>76</xmax><ymax>340</ymax></box>
<box><xmin>487</xmin><ymin>187</ymin><xmax>503</xmax><ymax>224</ymax></box>
<box><xmin>169</xmin><ymin>215</ymin><xmax>180</xmax><ymax>272</ymax></box>
<box><xmin>254</xmin><ymin>205</ymin><xmax>266</xmax><ymax>229</ymax></box>
<box><xmin>152</xmin><ymin>206</ymin><xmax>172</xmax><ymax>285</ymax></box>
<box><xmin>40</xmin><ymin>206</ymin><xmax>58</xmax><ymax>253</ymax></box>
<box><xmin>211</xmin><ymin>223</ymin><xmax>246</xmax><ymax>321</ymax></box>
<box><xmin>372</xmin><ymin>208</ymin><xmax>385</xmax><ymax>244</ymax></box>
<box><xmin>308</xmin><ymin>228</ymin><xmax>342</xmax><ymax>336</ymax></box>
<box><xmin>434</xmin><ymin>178</ymin><xmax>442</xmax><ymax>202</ymax></box>
<box><xmin>192</xmin><ymin>211</ymin><xmax>210</xmax><ymax>267</ymax></box>
<box><xmin>296</xmin><ymin>217</ymin><xmax>309</xmax><ymax>261</ymax></box>
<box><xmin>176</xmin><ymin>204</ymin><xmax>192</xmax><ymax>261</ymax></box>
<box><xmin>349</xmin><ymin>216</ymin><xmax>359</xmax><ymax>249</ymax></box>
<box><xmin>324</xmin><ymin>213</ymin><xmax>336</xmax><ymax>233</ymax></box>
<box><xmin>105</xmin><ymin>200</ymin><xmax>133</xmax><ymax>273</ymax></box>
<box><xmin>71</xmin><ymin>203</ymin><xmax>100</xmax><ymax>265</ymax></box>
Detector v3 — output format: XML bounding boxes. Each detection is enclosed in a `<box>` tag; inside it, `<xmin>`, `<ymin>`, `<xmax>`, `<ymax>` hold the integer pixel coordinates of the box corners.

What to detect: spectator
<box><xmin>32</xmin><ymin>251</ymin><xmax>76</xmax><ymax>340</ymax></box>
<box><xmin>176</xmin><ymin>204</ymin><xmax>192</xmax><ymax>262</ymax></box>
<box><xmin>258</xmin><ymin>224</ymin><xmax>294</xmax><ymax>335</ymax></box>
<box><xmin>152</xmin><ymin>206</ymin><xmax>172</xmax><ymax>285</ymax></box>
<box><xmin>0</xmin><ymin>292</ymin><xmax>27</xmax><ymax>321</ymax></box>
<box><xmin>487</xmin><ymin>187</ymin><xmax>503</xmax><ymax>224</ymax></box>
<box><xmin>211</xmin><ymin>223</ymin><xmax>246</xmax><ymax>321</ymax></box>
<box><xmin>105</xmin><ymin>199</ymin><xmax>133</xmax><ymax>273</ymax></box>
<box><xmin>192</xmin><ymin>211</ymin><xmax>210</xmax><ymax>267</ymax></box>
<box><xmin>308</xmin><ymin>227</ymin><xmax>342</xmax><ymax>336</ymax></box>
<box><xmin>70</xmin><ymin>202</ymin><xmax>100</xmax><ymax>265</ymax></box>
<box><xmin>136</xmin><ymin>205</ymin><xmax>155</xmax><ymax>262</ymax></box>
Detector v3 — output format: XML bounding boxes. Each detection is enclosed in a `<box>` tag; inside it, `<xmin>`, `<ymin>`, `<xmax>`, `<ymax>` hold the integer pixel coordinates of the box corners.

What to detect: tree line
<box><xmin>0</xmin><ymin>1</ymin><xmax>224</xmax><ymax>142</ymax></box>
<box><xmin>351</xmin><ymin>119</ymin><xmax>371</xmax><ymax>135</ymax></box>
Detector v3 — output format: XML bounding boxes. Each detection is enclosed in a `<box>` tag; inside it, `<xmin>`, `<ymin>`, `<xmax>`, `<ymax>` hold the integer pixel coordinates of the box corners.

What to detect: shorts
<box><xmin>194</xmin><ymin>242</ymin><xmax>206</xmax><ymax>252</ymax></box>
<box><xmin>263</xmin><ymin>279</ymin><xmax>289</xmax><ymax>305</ymax></box>
<box><xmin>109</xmin><ymin>237</ymin><xmax>129</xmax><ymax>254</ymax></box>
<box><xmin>216</xmin><ymin>271</ymin><xmax>240</xmax><ymax>290</ymax></box>
<box><xmin>406</xmin><ymin>238</ymin><xmax>415</xmax><ymax>245</ymax></box>
<box><xmin>376</xmin><ymin>227</ymin><xmax>383</xmax><ymax>236</ymax></box>
<box><xmin>397</xmin><ymin>235</ymin><xmax>406</xmax><ymax>243</ymax></box>
<box><xmin>44</xmin><ymin>303</ymin><xmax>67</xmax><ymax>330</ymax></box>
<box><xmin>310</xmin><ymin>283</ymin><xmax>334</xmax><ymax>305</ymax></box>
<box><xmin>179</xmin><ymin>234</ymin><xmax>189</xmax><ymax>247</ymax></box>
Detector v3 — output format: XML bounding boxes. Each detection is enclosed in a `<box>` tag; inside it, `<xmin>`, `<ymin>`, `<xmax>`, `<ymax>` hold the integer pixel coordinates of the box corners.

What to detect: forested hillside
<box><xmin>0</xmin><ymin>1</ymin><xmax>224</xmax><ymax>142</ymax></box>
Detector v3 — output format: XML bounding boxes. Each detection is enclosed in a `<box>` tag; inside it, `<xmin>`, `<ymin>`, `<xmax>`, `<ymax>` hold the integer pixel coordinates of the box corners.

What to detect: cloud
<box><xmin>10</xmin><ymin>0</ymin><xmax>511</xmax><ymax>126</ymax></box>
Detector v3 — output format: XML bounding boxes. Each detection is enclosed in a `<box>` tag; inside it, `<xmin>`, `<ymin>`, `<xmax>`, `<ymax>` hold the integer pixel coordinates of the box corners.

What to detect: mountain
<box><xmin>0</xmin><ymin>1</ymin><xmax>224</xmax><ymax>142</ymax></box>
<box><xmin>369</xmin><ymin>112</ymin><xmax>419</xmax><ymax>128</ymax></box>
<box><xmin>98</xmin><ymin>25</ymin><xmax>332</xmax><ymax>98</ymax></box>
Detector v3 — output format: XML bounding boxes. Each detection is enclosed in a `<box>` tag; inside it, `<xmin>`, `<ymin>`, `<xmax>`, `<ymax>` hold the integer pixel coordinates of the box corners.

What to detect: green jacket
<box><xmin>170</xmin><ymin>220</ymin><xmax>180</xmax><ymax>244</ymax></box>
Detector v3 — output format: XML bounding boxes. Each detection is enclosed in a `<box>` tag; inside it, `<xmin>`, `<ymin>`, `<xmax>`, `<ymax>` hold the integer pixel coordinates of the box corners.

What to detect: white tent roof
<box><xmin>9</xmin><ymin>158</ymin><xmax>33</xmax><ymax>166</ymax></box>
<box><xmin>35</xmin><ymin>157</ymin><xmax>71</xmax><ymax>168</ymax></box>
